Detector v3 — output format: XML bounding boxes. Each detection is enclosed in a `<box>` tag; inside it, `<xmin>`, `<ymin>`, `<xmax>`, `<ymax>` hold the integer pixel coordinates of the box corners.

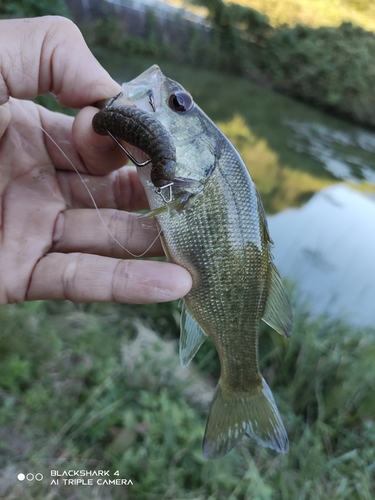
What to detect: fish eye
<box><xmin>168</xmin><ymin>91</ymin><xmax>194</xmax><ymax>112</ymax></box>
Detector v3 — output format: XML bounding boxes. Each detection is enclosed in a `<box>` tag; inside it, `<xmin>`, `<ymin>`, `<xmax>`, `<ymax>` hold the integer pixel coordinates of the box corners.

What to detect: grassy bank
<box><xmin>1</xmin><ymin>297</ymin><xmax>374</xmax><ymax>499</ymax></box>
<box><xmin>76</xmin><ymin>0</ymin><xmax>375</xmax><ymax>128</ymax></box>
<box><xmin>188</xmin><ymin>0</ymin><xmax>375</xmax><ymax>128</ymax></box>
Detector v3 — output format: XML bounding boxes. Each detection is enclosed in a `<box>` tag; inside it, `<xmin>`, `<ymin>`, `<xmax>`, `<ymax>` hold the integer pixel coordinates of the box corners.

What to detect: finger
<box><xmin>36</xmin><ymin>105</ymin><xmax>86</xmax><ymax>171</ymax></box>
<box><xmin>72</xmin><ymin>106</ymin><xmax>132</xmax><ymax>175</ymax></box>
<box><xmin>35</xmin><ymin>105</ymin><xmax>150</xmax><ymax>211</ymax></box>
<box><xmin>38</xmin><ymin>105</ymin><xmax>129</xmax><ymax>175</ymax></box>
<box><xmin>0</xmin><ymin>17</ymin><xmax>120</xmax><ymax>107</ymax></box>
<box><xmin>0</xmin><ymin>102</ymin><xmax>11</xmax><ymax>139</ymax></box>
<box><xmin>52</xmin><ymin>209</ymin><xmax>164</xmax><ymax>258</ymax></box>
<box><xmin>40</xmin><ymin>103</ymin><xmax>149</xmax><ymax>178</ymax></box>
<box><xmin>56</xmin><ymin>167</ymin><xmax>150</xmax><ymax>211</ymax></box>
<box><xmin>26</xmin><ymin>253</ymin><xmax>192</xmax><ymax>304</ymax></box>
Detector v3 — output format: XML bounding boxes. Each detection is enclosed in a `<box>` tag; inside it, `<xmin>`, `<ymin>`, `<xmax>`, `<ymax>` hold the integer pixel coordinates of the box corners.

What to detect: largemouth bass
<box><xmin>93</xmin><ymin>65</ymin><xmax>292</xmax><ymax>459</ymax></box>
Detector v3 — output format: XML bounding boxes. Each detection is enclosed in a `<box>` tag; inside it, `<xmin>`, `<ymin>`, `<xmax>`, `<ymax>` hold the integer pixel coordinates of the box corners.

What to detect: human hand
<box><xmin>0</xmin><ymin>16</ymin><xmax>192</xmax><ymax>305</ymax></box>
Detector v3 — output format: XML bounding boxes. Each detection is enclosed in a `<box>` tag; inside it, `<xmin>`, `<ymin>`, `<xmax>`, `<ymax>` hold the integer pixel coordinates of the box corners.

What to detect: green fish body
<box><xmin>94</xmin><ymin>65</ymin><xmax>292</xmax><ymax>459</ymax></box>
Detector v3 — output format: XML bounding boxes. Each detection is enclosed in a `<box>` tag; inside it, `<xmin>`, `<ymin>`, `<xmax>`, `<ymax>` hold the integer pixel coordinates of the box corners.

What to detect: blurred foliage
<box><xmin>77</xmin><ymin>0</ymin><xmax>375</xmax><ymax>128</ymax></box>
<box><xmin>80</xmin><ymin>14</ymin><xmax>219</xmax><ymax>68</ymax></box>
<box><xmin>188</xmin><ymin>0</ymin><xmax>375</xmax><ymax>127</ymax></box>
<box><xmin>1</xmin><ymin>296</ymin><xmax>375</xmax><ymax>499</ymax></box>
<box><xmin>0</xmin><ymin>0</ymin><xmax>67</xmax><ymax>18</ymax></box>
<box><xmin>232</xmin><ymin>0</ymin><xmax>375</xmax><ymax>31</ymax></box>
<box><xmin>189</xmin><ymin>0</ymin><xmax>270</xmax><ymax>72</ymax></box>
<box><xmin>344</xmin><ymin>0</ymin><xmax>373</xmax><ymax>10</ymax></box>
<box><xmin>262</xmin><ymin>22</ymin><xmax>375</xmax><ymax>127</ymax></box>
<box><xmin>2</xmin><ymin>0</ymin><xmax>375</xmax><ymax>127</ymax></box>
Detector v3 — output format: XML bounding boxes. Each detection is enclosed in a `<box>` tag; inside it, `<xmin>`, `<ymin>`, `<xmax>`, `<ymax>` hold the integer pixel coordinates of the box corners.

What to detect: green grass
<box><xmin>1</xmin><ymin>295</ymin><xmax>375</xmax><ymax>499</ymax></box>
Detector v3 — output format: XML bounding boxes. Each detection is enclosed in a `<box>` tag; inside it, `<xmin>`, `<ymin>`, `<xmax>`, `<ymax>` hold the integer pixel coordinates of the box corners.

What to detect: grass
<box><xmin>0</xmin><ymin>295</ymin><xmax>375</xmax><ymax>499</ymax></box>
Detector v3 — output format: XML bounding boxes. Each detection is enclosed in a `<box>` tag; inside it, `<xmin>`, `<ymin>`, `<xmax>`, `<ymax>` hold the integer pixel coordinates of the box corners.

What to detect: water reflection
<box><xmin>269</xmin><ymin>184</ymin><xmax>375</xmax><ymax>327</ymax></box>
<box><xmin>217</xmin><ymin>114</ymin><xmax>330</xmax><ymax>213</ymax></box>
<box><xmin>284</xmin><ymin>119</ymin><xmax>375</xmax><ymax>185</ymax></box>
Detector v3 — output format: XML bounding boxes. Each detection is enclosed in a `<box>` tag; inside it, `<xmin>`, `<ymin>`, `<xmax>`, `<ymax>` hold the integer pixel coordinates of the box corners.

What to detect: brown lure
<box><xmin>92</xmin><ymin>105</ymin><xmax>176</xmax><ymax>188</ymax></box>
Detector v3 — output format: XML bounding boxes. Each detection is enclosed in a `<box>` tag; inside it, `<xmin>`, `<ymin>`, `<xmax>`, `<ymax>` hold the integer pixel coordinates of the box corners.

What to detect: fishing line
<box><xmin>25</xmin><ymin>104</ymin><xmax>162</xmax><ymax>258</ymax></box>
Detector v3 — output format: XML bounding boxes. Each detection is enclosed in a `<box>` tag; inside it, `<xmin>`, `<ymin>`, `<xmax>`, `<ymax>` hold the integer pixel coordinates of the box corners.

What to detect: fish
<box><xmin>92</xmin><ymin>65</ymin><xmax>293</xmax><ymax>459</ymax></box>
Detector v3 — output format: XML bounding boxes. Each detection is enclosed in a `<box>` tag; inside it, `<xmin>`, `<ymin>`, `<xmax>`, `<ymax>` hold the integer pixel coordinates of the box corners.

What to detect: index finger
<box><xmin>0</xmin><ymin>16</ymin><xmax>120</xmax><ymax>107</ymax></box>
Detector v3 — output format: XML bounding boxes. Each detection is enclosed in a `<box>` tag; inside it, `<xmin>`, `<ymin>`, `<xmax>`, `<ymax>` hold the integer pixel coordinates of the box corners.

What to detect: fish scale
<box><xmin>92</xmin><ymin>64</ymin><xmax>293</xmax><ymax>459</ymax></box>
<box><xmin>165</xmin><ymin>159</ymin><xmax>266</xmax><ymax>386</ymax></box>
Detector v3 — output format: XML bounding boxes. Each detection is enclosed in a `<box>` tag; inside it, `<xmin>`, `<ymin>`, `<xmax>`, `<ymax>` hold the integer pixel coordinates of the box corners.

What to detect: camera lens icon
<box><xmin>17</xmin><ymin>473</ymin><xmax>43</xmax><ymax>481</ymax></box>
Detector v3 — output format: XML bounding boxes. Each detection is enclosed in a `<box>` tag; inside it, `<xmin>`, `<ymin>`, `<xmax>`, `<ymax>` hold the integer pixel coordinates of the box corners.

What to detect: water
<box><xmin>284</xmin><ymin>119</ymin><xmax>375</xmax><ymax>185</ymax></box>
<box><xmin>96</xmin><ymin>53</ymin><xmax>375</xmax><ymax>327</ymax></box>
<box><xmin>268</xmin><ymin>184</ymin><xmax>375</xmax><ymax>327</ymax></box>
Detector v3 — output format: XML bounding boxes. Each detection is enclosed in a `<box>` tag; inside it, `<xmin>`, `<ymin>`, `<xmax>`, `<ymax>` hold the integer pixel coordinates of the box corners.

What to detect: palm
<box><xmin>0</xmin><ymin>99</ymin><xmax>190</xmax><ymax>304</ymax></box>
<box><xmin>0</xmin><ymin>16</ymin><xmax>191</xmax><ymax>305</ymax></box>
<box><xmin>0</xmin><ymin>100</ymin><xmax>66</xmax><ymax>303</ymax></box>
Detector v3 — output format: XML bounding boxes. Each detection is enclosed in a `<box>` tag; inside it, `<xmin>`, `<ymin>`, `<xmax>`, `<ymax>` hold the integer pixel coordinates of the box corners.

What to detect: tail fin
<box><xmin>203</xmin><ymin>378</ymin><xmax>288</xmax><ymax>459</ymax></box>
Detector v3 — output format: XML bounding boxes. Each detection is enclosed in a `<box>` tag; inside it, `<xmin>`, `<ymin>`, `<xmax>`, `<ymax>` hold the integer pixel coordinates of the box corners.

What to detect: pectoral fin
<box><xmin>137</xmin><ymin>206</ymin><xmax>169</xmax><ymax>219</ymax></box>
<box><xmin>137</xmin><ymin>193</ymin><xmax>192</xmax><ymax>219</ymax></box>
<box><xmin>262</xmin><ymin>262</ymin><xmax>292</xmax><ymax>338</ymax></box>
<box><xmin>180</xmin><ymin>302</ymin><xmax>207</xmax><ymax>367</ymax></box>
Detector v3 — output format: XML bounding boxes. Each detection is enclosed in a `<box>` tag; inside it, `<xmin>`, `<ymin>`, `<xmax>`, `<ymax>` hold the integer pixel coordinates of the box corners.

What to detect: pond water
<box><xmin>96</xmin><ymin>52</ymin><xmax>375</xmax><ymax>327</ymax></box>
<box><xmin>269</xmin><ymin>184</ymin><xmax>375</xmax><ymax>328</ymax></box>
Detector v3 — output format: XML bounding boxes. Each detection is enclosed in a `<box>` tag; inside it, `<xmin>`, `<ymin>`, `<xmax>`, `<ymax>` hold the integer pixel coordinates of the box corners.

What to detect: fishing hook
<box><xmin>106</xmin><ymin>128</ymin><xmax>175</xmax><ymax>204</ymax></box>
<box><xmin>156</xmin><ymin>183</ymin><xmax>174</xmax><ymax>203</ymax></box>
<box><xmin>106</xmin><ymin>129</ymin><xmax>152</xmax><ymax>167</ymax></box>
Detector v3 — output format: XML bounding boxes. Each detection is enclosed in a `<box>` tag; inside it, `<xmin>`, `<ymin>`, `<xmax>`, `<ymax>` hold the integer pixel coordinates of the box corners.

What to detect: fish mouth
<box><xmin>126</xmin><ymin>64</ymin><xmax>163</xmax><ymax>90</ymax></box>
<box><xmin>95</xmin><ymin>65</ymin><xmax>165</xmax><ymax>112</ymax></box>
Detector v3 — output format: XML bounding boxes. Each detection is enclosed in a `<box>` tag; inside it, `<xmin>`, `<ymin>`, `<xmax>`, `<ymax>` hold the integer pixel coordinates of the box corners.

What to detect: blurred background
<box><xmin>1</xmin><ymin>0</ymin><xmax>375</xmax><ymax>498</ymax></box>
